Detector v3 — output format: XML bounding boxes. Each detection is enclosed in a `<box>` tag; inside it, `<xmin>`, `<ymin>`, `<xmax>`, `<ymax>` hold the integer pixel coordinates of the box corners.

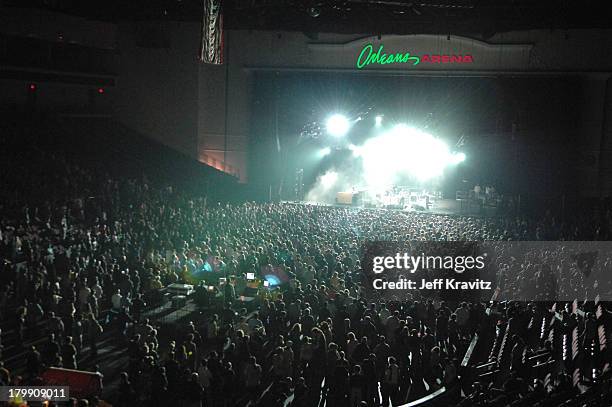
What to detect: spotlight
<box><xmin>452</xmin><ymin>152</ymin><xmax>466</xmax><ymax>163</ymax></box>
<box><xmin>391</xmin><ymin>123</ymin><xmax>409</xmax><ymax>133</ymax></box>
<box><xmin>361</xmin><ymin>126</ymin><xmax>453</xmax><ymax>184</ymax></box>
<box><xmin>348</xmin><ymin>144</ymin><xmax>362</xmax><ymax>157</ymax></box>
<box><xmin>326</xmin><ymin>114</ymin><xmax>350</xmax><ymax>138</ymax></box>
<box><xmin>307</xmin><ymin>6</ymin><xmax>321</xmax><ymax>17</ymax></box>
<box><xmin>320</xmin><ymin>170</ymin><xmax>338</xmax><ymax>189</ymax></box>
<box><xmin>375</xmin><ymin>115</ymin><xmax>383</xmax><ymax>126</ymax></box>
<box><xmin>319</xmin><ymin>147</ymin><xmax>331</xmax><ymax>157</ymax></box>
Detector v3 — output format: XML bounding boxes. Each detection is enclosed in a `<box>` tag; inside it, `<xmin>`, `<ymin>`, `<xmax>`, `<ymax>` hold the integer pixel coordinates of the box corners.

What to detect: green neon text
<box><xmin>356</xmin><ymin>44</ymin><xmax>420</xmax><ymax>69</ymax></box>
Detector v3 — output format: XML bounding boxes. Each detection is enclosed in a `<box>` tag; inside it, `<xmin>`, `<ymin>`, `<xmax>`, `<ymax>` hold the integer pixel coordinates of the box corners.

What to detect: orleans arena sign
<box><xmin>356</xmin><ymin>44</ymin><xmax>473</xmax><ymax>69</ymax></box>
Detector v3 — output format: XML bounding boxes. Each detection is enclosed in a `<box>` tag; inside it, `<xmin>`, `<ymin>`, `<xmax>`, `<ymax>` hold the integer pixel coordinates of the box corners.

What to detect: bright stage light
<box><xmin>452</xmin><ymin>152</ymin><xmax>466</xmax><ymax>163</ymax></box>
<box><xmin>326</xmin><ymin>114</ymin><xmax>350</xmax><ymax>137</ymax></box>
<box><xmin>392</xmin><ymin>123</ymin><xmax>410</xmax><ymax>133</ymax></box>
<box><xmin>318</xmin><ymin>147</ymin><xmax>332</xmax><ymax>157</ymax></box>
<box><xmin>320</xmin><ymin>170</ymin><xmax>338</xmax><ymax>189</ymax></box>
<box><xmin>348</xmin><ymin>144</ymin><xmax>362</xmax><ymax>157</ymax></box>
<box><xmin>360</xmin><ymin>126</ymin><xmax>456</xmax><ymax>184</ymax></box>
<box><xmin>375</xmin><ymin>115</ymin><xmax>383</xmax><ymax>126</ymax></box>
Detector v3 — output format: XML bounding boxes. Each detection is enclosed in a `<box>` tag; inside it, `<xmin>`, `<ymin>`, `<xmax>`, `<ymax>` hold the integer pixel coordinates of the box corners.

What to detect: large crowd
<box><xmin>1</xmin><ymin>118</ymin><xmax>612</xmax><ymax>407</ymax></box>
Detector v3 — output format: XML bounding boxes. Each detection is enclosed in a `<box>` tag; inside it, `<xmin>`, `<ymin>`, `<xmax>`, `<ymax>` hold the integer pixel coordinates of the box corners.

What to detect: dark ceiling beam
<box><xmin>2</xmin><ymin>0</ymin><xmax>612</xmax><ymax>34</ymax></box>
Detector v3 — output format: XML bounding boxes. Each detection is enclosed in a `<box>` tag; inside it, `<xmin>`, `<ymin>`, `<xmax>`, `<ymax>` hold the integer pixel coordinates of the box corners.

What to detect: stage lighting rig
<box><xmin>307</xmin><ymin>6</ymin><xmax>321</xmax><ymax>17</ymax></box>
<box><xmin>306</xmin><ymin>1</ymin><xmax>324</xmax><ymax>17</ymax></box>
<box><xmin>326</xmin><ymin>114</ymin><xmax>350</xmax><ymax>138</ymax></box>
<box><xmin>360</xmin><ymin>125</ymin><xmax>459</xmax><ymax>184</ymax></box>
<box><xmin>319</xmin><ymin>147</ymin><xmax>332</xmax><ymax>157</ymax></box>
<box><xmin>452</xmin><ymin>152</ymin><xmax>466</xmax><ymax>163</ymax></box>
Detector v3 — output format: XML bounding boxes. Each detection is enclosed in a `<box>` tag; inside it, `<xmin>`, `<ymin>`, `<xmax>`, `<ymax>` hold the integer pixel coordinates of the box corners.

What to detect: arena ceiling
<box><xmin>5</xmin><ymin>0</ymin><xmax>612</xmax><ymax>36</ymax></box>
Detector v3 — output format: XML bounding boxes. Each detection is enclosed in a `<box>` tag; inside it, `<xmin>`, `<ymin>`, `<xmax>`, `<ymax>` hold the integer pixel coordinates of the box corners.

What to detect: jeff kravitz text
<box><xmin>372</xmin><ymin>277</ymin><xmax>492</xmax><ymax>290</ymax></box>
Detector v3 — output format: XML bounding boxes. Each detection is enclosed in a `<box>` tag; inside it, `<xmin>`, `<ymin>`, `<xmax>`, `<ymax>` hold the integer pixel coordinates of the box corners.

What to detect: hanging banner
<box><xmin>199</xmin><ymin>0</ymin><xmax>224</xmax><ymax>64</ymax></box>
